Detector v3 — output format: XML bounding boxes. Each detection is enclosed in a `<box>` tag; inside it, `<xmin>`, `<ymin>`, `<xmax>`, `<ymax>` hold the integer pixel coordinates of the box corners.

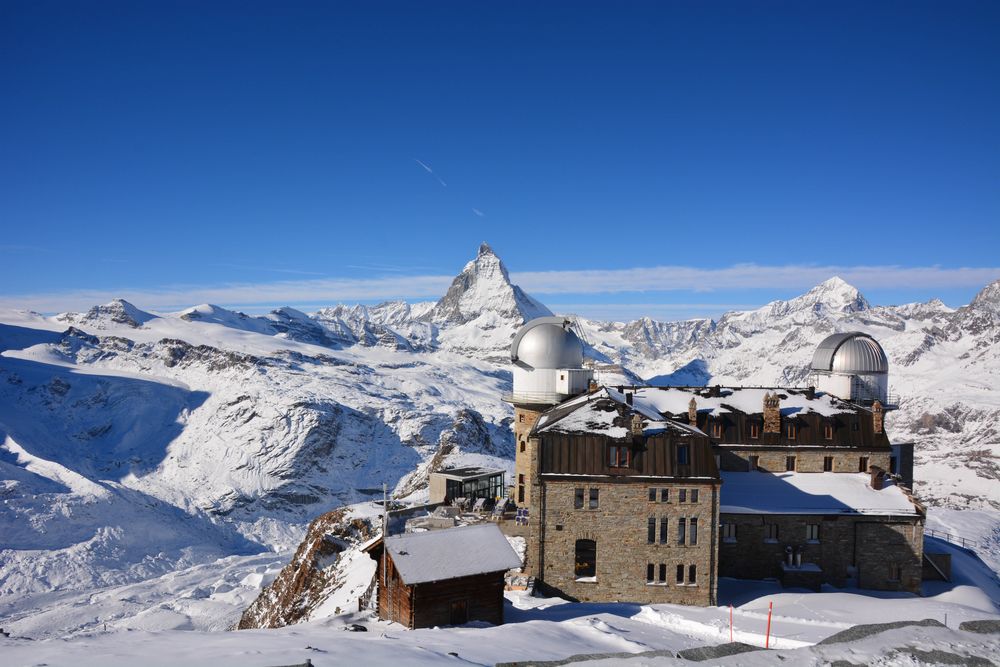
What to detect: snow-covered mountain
<box><xmin>2</xmin><ymin>243</ymin><xmax>999</xmax><ymax>638</ymax></box>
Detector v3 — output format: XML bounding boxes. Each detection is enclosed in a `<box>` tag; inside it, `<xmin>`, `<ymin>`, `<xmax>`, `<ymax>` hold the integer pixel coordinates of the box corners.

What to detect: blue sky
<box><xmin>2</xmin><ymin>1</ymin><xmax>998</xmax><ymax>319</ymax></box>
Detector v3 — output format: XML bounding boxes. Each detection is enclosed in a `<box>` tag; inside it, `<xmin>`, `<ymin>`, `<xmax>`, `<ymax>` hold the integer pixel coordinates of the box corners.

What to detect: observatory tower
<box><xmin>506</xmin><ymin>317</ymin><xmax>592</xmax><ymax>508</ymax></box>
<box><xmin>809</xmin><ymin>332</ymin><xmax>894</xmax><ymax>407</ymax></box>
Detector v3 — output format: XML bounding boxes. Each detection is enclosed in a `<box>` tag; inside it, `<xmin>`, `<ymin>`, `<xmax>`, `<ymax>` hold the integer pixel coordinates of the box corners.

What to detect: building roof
<box><xmin>431</xmin><ymin>466</ymin><xmax>505</xmax><ymax>480</ymax></box>
<box><xmin>634</xmin><ymin>386</ymin><xmax>856</xmax><ymax>419</ymax></box>
<box><xmin>720</xmin><ymin>471</ymin><xmax>919</xmax><ymax>516</ymax></box>
<box><xmin>384</xmin><ymin>523</ymin><xmax>522</xmax><ymax>585</ymax></box>
<box><xmin>811</xmin><ymin>332</ymin><xmax>889</xmax><ymax>374</ymax></box>
<box><xmin>533</xmin><ymin>386</ymin><xmax>704</xmax><ymax>439</ymax></box>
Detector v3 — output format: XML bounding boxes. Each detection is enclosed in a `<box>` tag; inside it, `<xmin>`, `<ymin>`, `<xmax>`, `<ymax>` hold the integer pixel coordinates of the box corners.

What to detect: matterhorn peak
<box><xmin>422</xmin><ymin>243</ymin><xmax>551</xmax><ymax>326</ymax></box>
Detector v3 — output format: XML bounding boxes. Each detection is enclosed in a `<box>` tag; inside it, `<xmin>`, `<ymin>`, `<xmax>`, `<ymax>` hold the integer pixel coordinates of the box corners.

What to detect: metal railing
<box><xmin>926</xmin><ymin>528</ymin><xmax>978</xmax><ymax>550</ymax></box>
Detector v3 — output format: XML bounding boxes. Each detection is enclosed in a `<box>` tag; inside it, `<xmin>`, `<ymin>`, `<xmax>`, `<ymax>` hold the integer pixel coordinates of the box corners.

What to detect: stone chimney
<box><xmin>763</xmin><ymin>392</ymin><xmax>781</xmax><ymax>433</ymax></box>
<box><xmin>872</xmin><ymin>400</ymin><xmax>884</xmax><ymax>434</ymax></box>
<box><xmin>630</xmin><ymin>413</ymin><xmax>644</xmax><ymax>437</ymax></box>
<box><xmin>688</xmin><ymin>397</ymin><xmax>698</xmax><ymax>426</ymax></box>
<box><xmin>870</xmin><ymin>465</ymin><xmax>886</xmax><ymax>490</ymax></box>
<box><xmin>588</xmin><ymin>379</ymin><xmax>599</xmax><ymax>393</ymax></box>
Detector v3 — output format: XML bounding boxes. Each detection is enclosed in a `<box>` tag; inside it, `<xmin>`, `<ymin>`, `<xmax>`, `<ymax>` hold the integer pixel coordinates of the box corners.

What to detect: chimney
<box><xmin>625</xmin><ymin>392</ymin><xmax>634</xmax><ymax>406</ymax></box>
<box><xmin>709</xmin><ymin>385</ymin><xmax>722</xmax><ymax>398</ymax></box>
<box><xmin>806</xmin><ymin>386</ymin><xmax>816</xmax><ymax>400</ymax></box>
<box><xmin>688</xmin><ymin>397</ymin><xmax>698</xmax><ymax>426</ymax></box>
<box><xmin>872</xmin><ymin>400</ymin><xmax>884</xmax><ymax>434</ymax></box>
<box><xmin>630</xmin><ymin>413</ymin><xmax>643</xmax><ymax>437</ymax></box>
<box><xmin>870</xmin><ymin>465</ymin><xmax>886</xmax><ymax>490</ymax></box>
<box><xmin>763</xmin><ymin>392</ymin><xmax>781</xmax><ymax>433</ymax></box>
<box><xmin>588</xmin><ymin>379</ymin><xmax>599</xmax><ymax>393</ymax></box>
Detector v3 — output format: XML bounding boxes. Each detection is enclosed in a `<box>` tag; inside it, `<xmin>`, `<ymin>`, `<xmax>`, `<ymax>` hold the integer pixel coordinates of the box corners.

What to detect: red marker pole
<box><xmin>765</xmin><ymin>601</ymin><xmax>773</xmax><ymax>649</ymax></box>
<box><xmin>729</xmin><ymin>604</ymin><xmax>733</xmax><ymax>643</ymax></box>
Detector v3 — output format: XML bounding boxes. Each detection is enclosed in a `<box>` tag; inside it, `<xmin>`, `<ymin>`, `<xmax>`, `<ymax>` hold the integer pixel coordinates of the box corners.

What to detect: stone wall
<box><xmin>513</xmin><ymin>407</ymin><xmax>543</xmax><ymax>509</ymax></box>
<box><xmin>718</xmin><ymin>513</ymin><xmax>922</xmax><ymax>592</ymax></box>
<box><xmin>717</xmin><ymin>447</ymin><xmax>891</xmax><ymax>474</ymax></box>
<box><xmin>533</xmin><ymin>479</ymin><xmax>719</xmax><ymax>605</ymax></box>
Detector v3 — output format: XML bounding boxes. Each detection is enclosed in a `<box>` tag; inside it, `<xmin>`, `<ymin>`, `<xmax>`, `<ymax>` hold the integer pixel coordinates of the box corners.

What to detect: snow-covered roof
<box><xmin>384</xmin><ymin>523</ymin><xmax>521</xmax><ymax>585</ymax></box>
<box><xmin>634</xmin><ymin>386</ymin><xmax>856</xmax><ymax>419</ymax></box>
<box><xmin>720</xmin><ymin>471</ymin><xmax>920</xmax><ymax>516</ymax></box>
<box><xmin>533</xmin><ymin>387</ymin><xmax>702</xmax><ymax>439</ymax></box>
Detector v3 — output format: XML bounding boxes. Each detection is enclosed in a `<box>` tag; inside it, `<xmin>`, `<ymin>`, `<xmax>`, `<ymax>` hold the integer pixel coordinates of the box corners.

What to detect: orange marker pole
<box><xmin>729</xmin><ymin>604</ymin><xmax>733</xmax><ymax>643</ymax></box>
<box><xmin>765</xmin><ymin>601</ymin><xmax>773</xmax><ymax>648</ymax></box>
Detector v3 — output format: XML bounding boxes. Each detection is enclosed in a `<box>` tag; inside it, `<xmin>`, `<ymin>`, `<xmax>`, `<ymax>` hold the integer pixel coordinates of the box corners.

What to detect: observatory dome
<box><xmin>511</xmin><ymin>317</ymin><xmax>584</xmax><ymax>370</ymax></box>
<box><xmin>811</xmin><ymin>332</ymin><xmax>888</xmax><ymax>374</ymax></box>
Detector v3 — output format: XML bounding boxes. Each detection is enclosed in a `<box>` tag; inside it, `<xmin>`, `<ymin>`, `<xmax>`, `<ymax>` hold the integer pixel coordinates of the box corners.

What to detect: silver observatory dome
<box><xmin>511</xmin><ymin>317</ymin><xmax>584</xmax><ymax>370</ymax></box>
<box><xmin>811</xmin><ymin>332</ymin><xmax>889</xmax><ymax>374</ymax></box>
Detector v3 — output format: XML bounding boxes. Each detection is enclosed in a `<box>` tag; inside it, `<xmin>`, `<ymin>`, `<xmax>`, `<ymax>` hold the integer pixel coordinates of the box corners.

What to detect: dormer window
<box><xmin>824</xmin><ymin>423</ymin><xmax>833</xmax><ymax>440</ymax></box>
<box><xmin>786</xmin><ymin>423</ymin><xmax>797</xmax><ymax>440</ymax></box>
<box><xmin>677</xmin><ymin>444</ymin><xmax>690</xmax><ymax>466</ymax></box>
<box><xmin>750</xmin><ymin>421</ymin><xmax>760</xmax><ymax>439</ymax></box>
<box><xmin>711</xmin><ymin>422</ymin><xmax>722</xmax><ymax>438</ymax></box>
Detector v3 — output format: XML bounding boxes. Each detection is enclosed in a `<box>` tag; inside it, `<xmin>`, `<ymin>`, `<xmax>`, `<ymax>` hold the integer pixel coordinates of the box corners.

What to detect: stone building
<box><xmin>509</xmin><ymin>320</ymin><xmax>925</xmax><ymax>604</ymax></box>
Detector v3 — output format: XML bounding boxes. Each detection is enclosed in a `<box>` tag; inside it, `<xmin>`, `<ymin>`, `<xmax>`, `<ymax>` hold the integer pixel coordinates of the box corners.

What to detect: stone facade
<box><xmin>717</xmin><ymin>447</ymin><xmax>892</xmax><ymax>474</ymax></box>
<box><xmin>513</xmin><ymin>407</ymin><xmax>544</xmax><ymax>508</ymax></box>
<box><xmin>532</xmin><ymin>479</ymin><xmax>719</xmax><ymax>605</ymax></box>
<box><xmin>718</xmin><ymin>513</ymin><xmax>923</xmax><ymax>593</ymax></box>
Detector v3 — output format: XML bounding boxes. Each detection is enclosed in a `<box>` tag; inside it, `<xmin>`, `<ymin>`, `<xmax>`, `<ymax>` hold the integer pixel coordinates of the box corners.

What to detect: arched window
<box><xmin>574</xmin><ymin>539</ymin><xmax>596</xmax><ymax>579</ymax></box>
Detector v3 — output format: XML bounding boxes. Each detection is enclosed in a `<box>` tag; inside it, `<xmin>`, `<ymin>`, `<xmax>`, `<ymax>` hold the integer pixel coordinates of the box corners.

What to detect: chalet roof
<box><xmin>634</xmin><ymin>386</ymin><xmax>857</xmax><ymax>419</ymax></box>
<box><xmin>720</xmin><ymin>471</ymin><xmax>919</xmax><ymax>516</ymax></box>
<box><xmin>533</xmin><ymin>387</ymin><xmax>705</xmax><ymax>439</ymax></box>
<box><xmin>384</xmin><ymin>523</ymin><xmax>521</xmax><ymax>585</ymax></box>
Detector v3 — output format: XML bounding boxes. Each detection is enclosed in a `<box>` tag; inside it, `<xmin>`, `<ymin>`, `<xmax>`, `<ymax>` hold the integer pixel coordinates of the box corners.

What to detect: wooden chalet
<box><xmin>365</xmin><ymin>523</ymin><xmax>521</xmax><ymax>629</ymax></box>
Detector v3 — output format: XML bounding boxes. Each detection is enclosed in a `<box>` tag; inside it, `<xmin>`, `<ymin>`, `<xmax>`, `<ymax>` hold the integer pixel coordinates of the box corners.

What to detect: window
<box><xmin>574</xmin><ymin>539</ymin><xmax>596</xmax><ymax>579</ymax></box>
<box><xmin>824</xmin><ymin>423</ymin><xmax>833</xmax><ymax>440</ymax></box>
<box><xmin>749</xmin><ymin>455</ymin><xmax>759</xmax><ymax>471</ymax></box>
<box><xmin>823</xmin><ymin>456</ymin><xmax>834</xmax><ymax>472</ymax></box>
<box><xmin>679</xmin><ymin>488</ymin><xmax>687</xmax><ymax>503</ymax></box>
<box><xmin>722</xmin><ymin>522</ymin><xmax>737</xmax><ymax>542</ymax></box>
<box><xmin>764</xmin><ymin>523</ymin><xmax>779</xmax><ymax>541</ymax></box>
<box><xmin>750</xmin><ymin>421</ymin><xmax>760</xmax><ymax>439</ymax></box>
<box><xmin>711</xmin><ymin>422</ymin><xmax>722</xmax><ymax>438</ymax></box>
<box><xmin>574</xmin><ymin>488</ymin><xmax>584</xmax><ymax>509</ymax></box>
<box><xmin>677</xmin><ymin>444</ymin><xmax>690</xmax><ymax>466</ymax></box>
<box><xmin>859</xmin><ymin>456</ymin><xmax>869</xmax><ymax>473</ymax></box>
<box><xmin>648</xmin><ymin>488</ymin><xmax>657</xmax><ymax>502</ymax></box>
<box><xmin>519</xmin><ymin>440</ymin><xmax>525</xmax><ymax>453</ymax></box>
<box><xmin>646</xmin><ymin>563</ymin><xmax>654</xmax><ymax>582</ymax></box>
<box><xmin>786</xmin><ymin>456</ymin><xmax>796</xmax><ymax>472</ymax></box>
<box><xmin>518</xmin><ymin>485</ymin><xmax>525</xmax><ymax>503</ymax></box>
<box><xmin>890</xmin><ymin>456</ymin><xmax>898</xmax><ymax>474</ymax></box>
<box><xmin>660</xmin><ymin>488</ymin><xmax>669</xmax><ymax>503</ymax></box>
<box><xmin>659</xmin><ymin>563</ymin><xmax>667</xmax><ymax>583</ymax></box>
<box><xmin>518</xmin><ymin>414</ymin><xmax>525</xmax><ymax>423</ymax></box>
<box><xmin>589</xmin><ymin>488</ymin><xmax>599</xmax><ymax>509</ymax></box>
<box><xmin>647</xmin><ymin>517</ymin><xmax>656</xmax><ymax>544</ymax></box>
<box><xmin>806</xmin><ymin>524</ymin><xmax>819</xmax><ymax>542</ymax></box>
<box><xmin>659</xmin><ymin>517</ymin><xmax>668</xmax><ymax>544</ymax></box>
<box><xmin>676</xmin><ymin>564</ymin><xmax>684</xmax><ymax>583</ymax></box>
<box><xmin>786</xmin><ymin>423</ymin><xmax>797</xmax><ymax>440</ymax></box>
<box><xmin>888</xmin><ymin>562</ymin><xmax>901</xmax><ymax>582</ymax></box>
<box><xmin>688</xmin><ymin>564</ymin><xmax>697</xmax><ymax>584</ymax></box>
<box><xmin>690</xmin><ymin>489</ymin><xmax>699</xmax><ymax>503</ymax></box>
<box><xmin>518</xmin><ymin>474</ymin><xmax>524</xmax><ymax>484</ymax></box>
<box><xmin>690</xmin><ymin>518</ymin><xmax>698</xmax><ymax>546</ymax></box>
<box><xmin>608</xmin><ymin>445</ymin><xmax>630</xmax><ymax>468</ymax></box>
<box><xmin>852</xmin><ymin>421</ymin><xmax>860</xmax><ymax>432</ymax></box>
<box><xmin>678</xmin><ymin>518</ymin><xmax>687</xmax><ymax>545</ymax></box>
